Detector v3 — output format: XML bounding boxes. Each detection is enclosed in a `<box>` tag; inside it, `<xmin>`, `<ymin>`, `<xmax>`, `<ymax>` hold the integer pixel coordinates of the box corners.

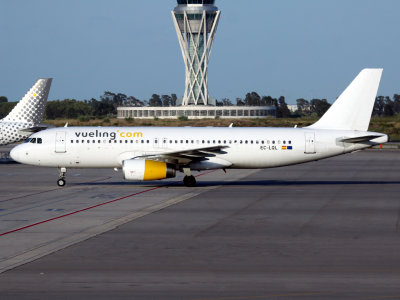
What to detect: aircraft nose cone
<box><xmin>10</xmin><ymin>146</ymin><xmax>23</xmax><ymax>163</ymax></box>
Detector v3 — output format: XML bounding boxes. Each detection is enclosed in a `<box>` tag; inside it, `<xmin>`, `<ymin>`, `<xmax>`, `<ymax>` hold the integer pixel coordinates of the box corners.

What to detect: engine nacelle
<box><xmin>122</xmin><ymin>159</ymin><xmax>176</xmax><ymax>181</ymax></box>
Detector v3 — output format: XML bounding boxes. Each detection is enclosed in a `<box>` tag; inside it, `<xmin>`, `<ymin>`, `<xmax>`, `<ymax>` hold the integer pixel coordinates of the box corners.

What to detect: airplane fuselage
<box><xmin>11</xmin><ymin>126</ymin><xmax>387</xmax><ymax>170</ymax></box>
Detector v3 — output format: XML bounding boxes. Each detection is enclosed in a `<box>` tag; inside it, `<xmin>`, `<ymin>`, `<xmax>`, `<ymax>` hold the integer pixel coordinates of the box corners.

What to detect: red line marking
<box><xmin>0</xmin><ymin>186</ymin><xmax>161</xmax><ymax>237</ymax></box>
<box><xmin>0</xmin><ymin>170</ymin><xmax>218</xmax><ymax>237</ymax></box>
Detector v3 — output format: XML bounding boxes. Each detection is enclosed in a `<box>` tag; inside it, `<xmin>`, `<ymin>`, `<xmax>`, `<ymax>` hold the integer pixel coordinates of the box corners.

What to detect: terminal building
<box><xmin>117</xmin><ymin>0</ymin><xmax>275</xmax><ymax>119</ymax></box>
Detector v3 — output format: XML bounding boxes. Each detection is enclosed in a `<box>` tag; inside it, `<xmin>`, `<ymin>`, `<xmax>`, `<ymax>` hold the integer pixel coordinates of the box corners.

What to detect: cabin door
<box><xmin>55</xmin><ymin>132</ymin><xmax>67</xmax><ymax>153</ymax></box>
<box><xmin>304</xmin><ymin>132</ymin><xmax>316</xmax><ymax>154</ymax></box>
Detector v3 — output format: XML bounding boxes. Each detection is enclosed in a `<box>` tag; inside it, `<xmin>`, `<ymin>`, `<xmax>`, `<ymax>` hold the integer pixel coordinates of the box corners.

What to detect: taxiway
<box><xmin>1</xmin><ymin>149</ymin><xmax>400</xmax><ymax>299</ymax></box>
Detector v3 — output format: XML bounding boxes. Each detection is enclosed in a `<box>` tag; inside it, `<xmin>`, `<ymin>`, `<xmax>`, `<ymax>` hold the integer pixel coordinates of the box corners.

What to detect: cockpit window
<box><xmin>37</xmin><ymin>138</ymin><xmax>42</xmax><ymax>144</ymax></box>
<box><xmin>30</xmin><ymin>138</ymin><xmax>37</xmax><ymax>143</ymax></box>
<box><xmin>24</xmin><ymin>138</ymin><xmax>32</xmax><ymax>143</ymax></box>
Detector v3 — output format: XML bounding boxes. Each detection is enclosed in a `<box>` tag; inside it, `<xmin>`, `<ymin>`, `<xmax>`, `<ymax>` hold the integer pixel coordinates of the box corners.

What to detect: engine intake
<box><xmin>122</xmin><ymin>159</ymin><xmax>176</xmax><ymax>181</ymax></box>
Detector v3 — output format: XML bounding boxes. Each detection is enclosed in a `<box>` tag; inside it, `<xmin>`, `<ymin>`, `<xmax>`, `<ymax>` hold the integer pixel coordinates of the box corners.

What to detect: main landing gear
<box><xmin>183</xmin><ymin>175</ymin><xmax>196</xmax><ymax>187</ymax></box>
<box><xmin>57</xmin><ymin>167</ymin><xmax>67</xmax><ymax>187</ymax></box>
<box><xmin>183</xmin><ymin>167</ymin><xmax>196</xmax><ymax>187</ymax></box>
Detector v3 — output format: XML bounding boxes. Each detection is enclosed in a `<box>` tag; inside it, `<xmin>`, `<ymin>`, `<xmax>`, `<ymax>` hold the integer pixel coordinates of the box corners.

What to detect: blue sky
<box><xmin>1</xmin><ymin>0</ymin><xmax>399</xmax><ymax>104</ymax></box>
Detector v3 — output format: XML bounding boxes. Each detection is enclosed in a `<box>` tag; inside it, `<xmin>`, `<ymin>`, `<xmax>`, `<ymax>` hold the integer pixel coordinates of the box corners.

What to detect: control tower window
<box><xmin>177</xmin><ymin>0</ymin><xmax>215</xmax><ymax>5</ymax></box>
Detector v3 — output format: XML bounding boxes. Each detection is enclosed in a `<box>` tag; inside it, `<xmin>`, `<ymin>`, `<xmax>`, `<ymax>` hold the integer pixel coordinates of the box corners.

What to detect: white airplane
<box><xmin>10</xmin><ymin>69</ymin><xmax>388</xmax><ymax>187</ymax></box>
<box><xmin>0</xmin><ymin>79</ymin><xmax>52</xmax><ymax>145</ymax></box>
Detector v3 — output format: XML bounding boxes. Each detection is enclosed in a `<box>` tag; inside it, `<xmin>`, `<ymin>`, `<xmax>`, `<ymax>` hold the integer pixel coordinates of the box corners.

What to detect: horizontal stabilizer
<box><xmin>18</xmin><ymin>124</ymin><xmax>55</xmax><ymax>134</ymax></box>
<box><xmin>341</xmin><ymin>135</ymin><xmax>384</xmax><ymax>143</ymax></box>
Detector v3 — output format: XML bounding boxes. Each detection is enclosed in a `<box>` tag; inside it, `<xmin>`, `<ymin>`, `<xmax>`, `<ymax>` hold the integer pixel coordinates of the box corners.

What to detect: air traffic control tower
<box><xmin>172</xmin><ymin>0</ymin><xmax>221</xmax><ymax>106</ymax></box>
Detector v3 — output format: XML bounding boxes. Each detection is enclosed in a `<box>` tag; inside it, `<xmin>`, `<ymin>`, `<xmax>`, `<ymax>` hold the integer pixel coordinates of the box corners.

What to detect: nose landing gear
<box><xmin>57</xmin><ymin>167</ymin><xmax>67</xmax><ymax>187</ymax></box>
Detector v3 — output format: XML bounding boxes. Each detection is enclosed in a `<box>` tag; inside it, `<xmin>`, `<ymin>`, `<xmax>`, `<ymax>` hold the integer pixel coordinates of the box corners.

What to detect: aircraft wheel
<box><xmin>57</xmin><ymin>178</ymin><xmax>66</xmax><ymax>187</ymax></box>
<box><xmin>183</xmin><ymin>175</ymin><xmax>196</xmax><ymax>187</ymax></box>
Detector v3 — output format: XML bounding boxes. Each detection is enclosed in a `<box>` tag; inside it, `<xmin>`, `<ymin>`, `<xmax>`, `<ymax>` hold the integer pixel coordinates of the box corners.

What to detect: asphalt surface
<box><xmin>1</xmin><ymin>150</ymin><xmax>400</xmax><ymax>299</ymax></box>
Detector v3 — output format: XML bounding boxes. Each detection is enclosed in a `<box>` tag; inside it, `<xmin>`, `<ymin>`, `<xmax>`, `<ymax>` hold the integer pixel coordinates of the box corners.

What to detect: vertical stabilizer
<box><xmin>308</xmin><ymin>69</ymin><xmax>382</xmax><ymax>131</ymax></box>
<box><xmin>3</xmin><ymin>78</ymin><xmax>52</xmax><ymax>125</ymax></box>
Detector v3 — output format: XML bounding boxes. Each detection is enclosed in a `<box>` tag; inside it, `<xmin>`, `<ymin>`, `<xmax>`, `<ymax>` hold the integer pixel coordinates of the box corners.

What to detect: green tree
<box><xmin>296</xmin><ymin>98</ymin><xmax>310</xmax><ymax>115</ymax></box>
<box><xmin>236</xmin><ymin>98</ymin><xmax>244</xmax><ymax>106</ymax></box>
<box><xmin>149</xmin><ymin>94</ymin><xmax>162</xmax><ymax>107</ymax></box>
<box><xmin>161</xmin><ymin>95</ymin><xmax>172</xmax><ymax>107</ymax></box>
<box><xmin>310</xmin><ymin>99</ymin><xmax>331</xmax><ymax>117</ymax></box>
<box><xmin>222</xmin><ymin>98</ymin><xmax>233</xmax><ymax>106</ymax></box>
<box><xmin>171</xmin><ymin>94</ymin><xmax>177</xmax><ymax>106</ymax></box>
<box><xmin>278</xmin><ymin>96</ymin><xmax>291</xmax><ymax>118</ymax></box>
<box><xmin>0</xmin><ymin>96</ymin><xmax>8</xmax><ymax>103</ymax></box>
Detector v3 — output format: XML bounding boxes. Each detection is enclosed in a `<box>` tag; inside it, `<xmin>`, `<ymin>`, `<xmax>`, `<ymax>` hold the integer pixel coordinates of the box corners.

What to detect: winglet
<box><xmin>308</xmin><ymin>69</ymin><xmax>382</xmax><ymax>131</ymax></box>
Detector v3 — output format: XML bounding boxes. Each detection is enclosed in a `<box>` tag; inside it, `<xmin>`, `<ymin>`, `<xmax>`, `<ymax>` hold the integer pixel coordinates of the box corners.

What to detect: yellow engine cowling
<box><xmin>122</xmin><ymin>159</ymin><xmax>176</xmax><ymax>181</ymax></box>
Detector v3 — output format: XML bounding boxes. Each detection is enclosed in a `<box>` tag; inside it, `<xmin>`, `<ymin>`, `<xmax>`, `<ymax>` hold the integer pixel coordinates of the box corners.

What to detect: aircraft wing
<box><xmin>134</xmin><ymin>145</ymin><xmax>229</xmax><ymax>165</ymax></box>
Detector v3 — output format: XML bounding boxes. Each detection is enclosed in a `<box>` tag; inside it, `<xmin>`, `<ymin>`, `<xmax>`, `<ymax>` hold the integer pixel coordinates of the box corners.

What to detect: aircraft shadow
<box><xmin>73</xmin><ymin>179</ymin><xmax>400</xmax><ymax>188</ymax></box>
<box><xmin>196</xmin><ymin>180</ymin><xmax>400</xmax><ymax>187</ymax></box>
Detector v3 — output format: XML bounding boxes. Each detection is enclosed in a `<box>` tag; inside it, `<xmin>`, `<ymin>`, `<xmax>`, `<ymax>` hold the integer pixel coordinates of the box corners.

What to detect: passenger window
<box><xmin>272</xmin><ymin>141</ymin><xmax>275</xmax><ymax>144</ymax></box>
<box><xmin>250</xmin><ymin>141</ymin><xmax>253</xmax><ymax>144</ymax></box>
<box><xmin>245</xmin><ymin>140</ymin><xmax>248</xmax><ymax>144</ymax></box>
<box><xmin>289</xmin><ymin>141</ymin><xmax>292</xmax><ymax>144</ymax></box>
<box><xmin>141</xmin><ymin>140</ymin><xmax>144</xmax><ymax>144</ymax></box>
<box><xmin>283</xmin><ymin>141</ymin><xmax>286</xmax><ymax>144</ymax></box>
<box><xmin>71</xmin><ymin>140</ymin><xmax>74</xmax><ymax>143</ymax></box>
<box><xmin>224</xmin><ymin>140</ymin><xmax>226</xmax><ymax>144</ymax></box>
<box><xmin>125</xmin><ymin>140</ymin><xmax>128</xmax><ymax>143</ymax></box>
<box><xmin>87</xmin><ymin>140</ymin><xmax>90</xmax><ymax>143</ymax></box>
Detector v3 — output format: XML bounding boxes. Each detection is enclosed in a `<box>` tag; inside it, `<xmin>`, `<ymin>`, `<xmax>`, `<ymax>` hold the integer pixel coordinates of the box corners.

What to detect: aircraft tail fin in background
<box><xmin>3</xmin><ymin>78</ymin><xmax>52</xmax><ymax>125</ymax></box>
<box><xmin>308</xmin><ymin>69</ymin><xmax>382</xmax><ymax>131</ymax></box>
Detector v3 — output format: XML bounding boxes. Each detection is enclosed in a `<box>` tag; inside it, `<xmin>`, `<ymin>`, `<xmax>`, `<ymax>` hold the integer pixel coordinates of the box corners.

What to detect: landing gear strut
<box><xmin>57</xmin><ymin>167</ymin><xmax>67</xmax><ymax>187</ymax></box>
<box><xmin>183</xmin><ymin>175</ymin><xmax>196</xmax><ymax>187</ymax></box>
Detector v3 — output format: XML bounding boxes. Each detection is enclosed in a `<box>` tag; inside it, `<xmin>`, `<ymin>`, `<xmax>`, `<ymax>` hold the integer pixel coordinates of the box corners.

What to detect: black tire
<box><xmin>57</xmin><ymin>179</ymin><xmax>66</xmax><ymax>187</ymax></box>
<box><xmin>183</xmin><ymin>175</ymin><xmax>196</xmax><ymax>187</ymax></box>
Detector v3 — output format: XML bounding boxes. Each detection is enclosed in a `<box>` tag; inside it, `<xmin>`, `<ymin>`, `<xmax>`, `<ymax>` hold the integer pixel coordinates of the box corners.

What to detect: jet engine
<box><xmin>122</xmin><ymin>159</ymin><xmax>176</xmax><ymax>181</ymax></box>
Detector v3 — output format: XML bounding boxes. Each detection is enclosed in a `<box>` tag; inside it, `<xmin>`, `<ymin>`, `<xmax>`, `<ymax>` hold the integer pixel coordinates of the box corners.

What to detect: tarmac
<box><xmin>0</xmin><ymin>148</ymin><xmax>400</xmax><ymax>299</ymax></box>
